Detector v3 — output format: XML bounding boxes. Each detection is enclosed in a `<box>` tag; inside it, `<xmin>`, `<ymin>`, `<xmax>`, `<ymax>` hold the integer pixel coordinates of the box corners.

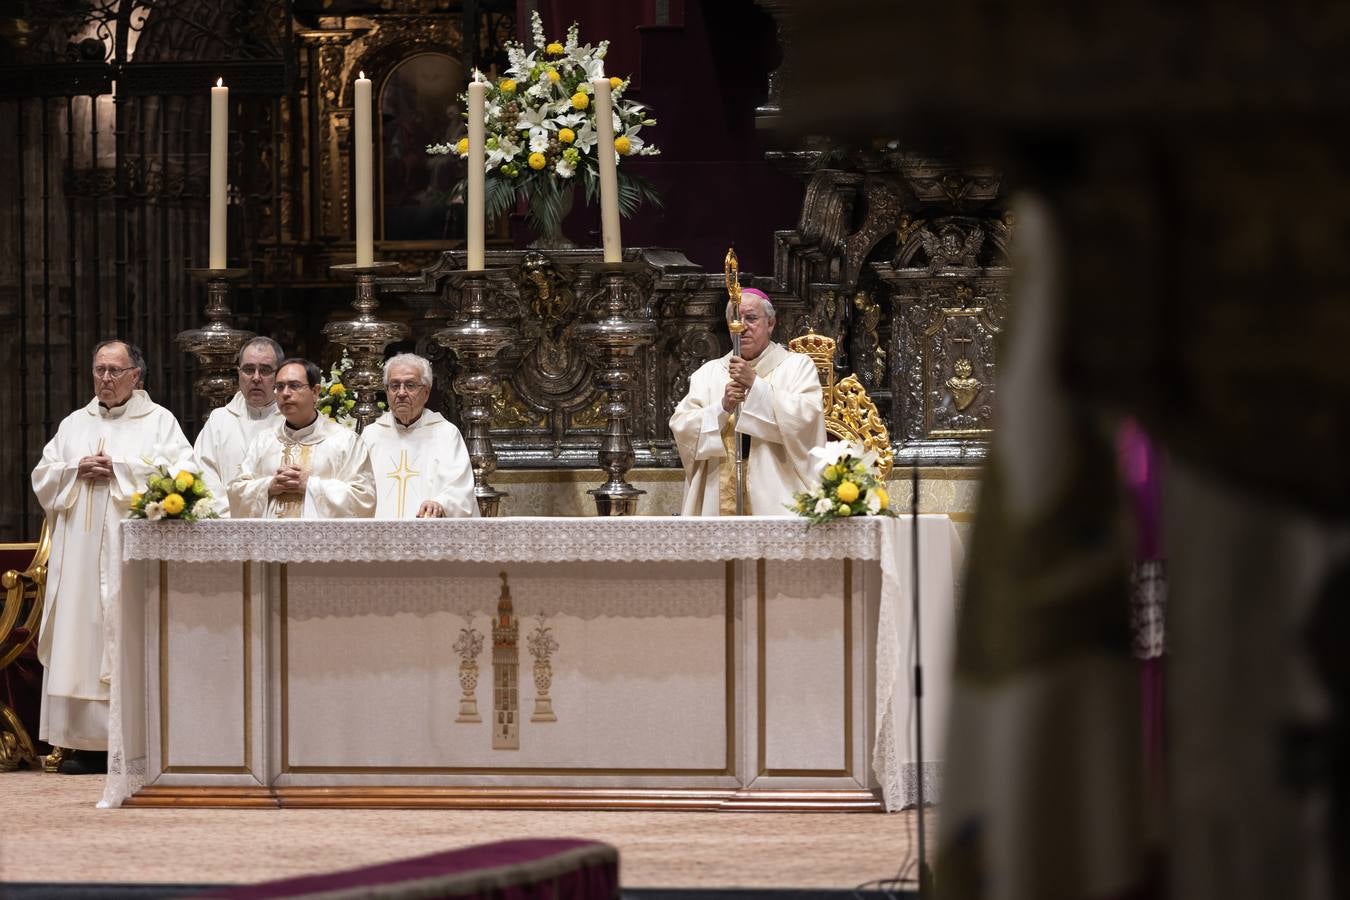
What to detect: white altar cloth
<box><xmin>107</xmin><ymin>515</ymin><xmax>962</xmax><ymax>811</ymax></box>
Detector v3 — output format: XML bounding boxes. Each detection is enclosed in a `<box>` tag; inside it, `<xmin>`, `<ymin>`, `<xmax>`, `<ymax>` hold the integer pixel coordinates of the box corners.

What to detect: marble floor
<box><xmin>0</xmin><ymin>771</ymin><xmax>933</xmax><ymax>892</ymax></box>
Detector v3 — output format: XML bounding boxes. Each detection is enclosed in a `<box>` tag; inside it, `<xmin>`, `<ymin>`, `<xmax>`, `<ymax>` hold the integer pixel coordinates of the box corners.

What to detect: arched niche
<box><xmin>378</xmin><ymin>51</ymin><xmax>467</xmax><ymax>244</ymax></box>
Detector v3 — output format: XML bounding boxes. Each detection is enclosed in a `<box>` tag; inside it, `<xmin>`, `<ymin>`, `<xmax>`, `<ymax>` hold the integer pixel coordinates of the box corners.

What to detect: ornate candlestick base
<box><xmin>322</xmin><ymin>261</ymin><xmax>408</xmax><ymax>432</ymax></box>
<box><xmin>575</xmin><ymin>262</ymin><xmax>657</xmax><ymax>516</ymax></box>
<box><xmin>178</xmin><ymin>268</ymin><xmax>254</xmax><ymax>408</ymax></box>
<box><xmin>433</xmin><ymin>271</ymin><xmax>518</xmax><ymax>518</ymax></box>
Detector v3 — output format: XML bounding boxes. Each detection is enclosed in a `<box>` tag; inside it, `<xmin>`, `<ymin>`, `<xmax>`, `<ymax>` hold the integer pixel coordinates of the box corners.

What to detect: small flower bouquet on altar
<box><xmin>128</xmin><ymin>445</ymin><xmax>218</xmax><ymax>522</ymax></box>
<box><xmin>789</xmin><ymin>441</ymin><xmax>894</xmax><ymax>525</ymax></box>
<box><xmin>317</xmin><ymin>353</ymin><xmax>384</xmax><ymax>429</ymax></box>
<box><xmin>317</xmin><ymin>354</ymin><xmax>358</xmax><ymax>428</ymax></box>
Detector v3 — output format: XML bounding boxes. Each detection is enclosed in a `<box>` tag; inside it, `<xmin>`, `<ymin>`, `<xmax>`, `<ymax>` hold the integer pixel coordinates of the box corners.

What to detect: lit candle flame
<box><xmin>359</xmin><ymin>71</ymin><xmax>366</xmax><ymax>80</ymax></box>
<box><xmin>216</xmin><ymin>77</ymin><xmax>222</xmax><ymax>88</ymax></box>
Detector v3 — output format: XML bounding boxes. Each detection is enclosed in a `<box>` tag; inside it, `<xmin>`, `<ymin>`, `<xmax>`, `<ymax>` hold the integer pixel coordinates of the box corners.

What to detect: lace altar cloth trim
<box><xmin>121</xmin><ymin>516</ymin><xmax>889</xmax><ymax>564</ymax></box>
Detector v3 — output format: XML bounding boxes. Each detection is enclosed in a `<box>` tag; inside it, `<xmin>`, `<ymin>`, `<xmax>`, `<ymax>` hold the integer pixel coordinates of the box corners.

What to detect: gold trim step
<box><xmin>122</xmin><ymin>785</ymin><xmax>884</xmax><ymax>813</ymax></box>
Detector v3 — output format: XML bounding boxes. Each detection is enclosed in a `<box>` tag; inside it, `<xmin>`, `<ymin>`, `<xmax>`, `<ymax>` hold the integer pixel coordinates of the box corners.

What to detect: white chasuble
<box><xmin>360</xmin><ymin>410</ymin><xmax>479</xmax><ymax>519</ymax></box>
<box><xmin>194</xmin><ymin>391</ymin><xmax>282</xmax><ymax>516</ymax></box>
<box><xmin>669</xmin><ymin>342</ymin><xmax>826</xmax><ymax>517</ymax></box>
<box><xmin>30</xmin><ymin>390</ymin><xmax>192</xmax><ymax>749</ymax></box>
<box><xmin>228</xmin><ymin>414</ymin><xmax>376</xmax><ymax>519</ymax></box>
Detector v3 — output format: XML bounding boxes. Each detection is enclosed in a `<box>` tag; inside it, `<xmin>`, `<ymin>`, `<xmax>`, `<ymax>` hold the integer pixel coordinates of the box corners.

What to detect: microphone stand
<box><xmin>911</xmin><ymin>462</ymin><xmax>933</xmax><ymax>896</ymax></box>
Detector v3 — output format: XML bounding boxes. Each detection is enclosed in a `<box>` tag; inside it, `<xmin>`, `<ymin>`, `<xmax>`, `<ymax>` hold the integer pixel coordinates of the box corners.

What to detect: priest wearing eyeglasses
<box><xmin>193</xmin><ymin>337</ymin><xmax>286</xmax><ymax>515</ymax></box>
<box><xmin>360</xmin><ymin>353</ymin><xmax>478</xmax><ymax>519</ymax></box>
<box><xmin>30</xmin><ymin>340</ymin><xmax>193</xmax><ymax>773</ymax></box>
<box><xmin>228</xmin><ymin>358</ymin><xmax>376</xmax><ymax>519</ymax></box>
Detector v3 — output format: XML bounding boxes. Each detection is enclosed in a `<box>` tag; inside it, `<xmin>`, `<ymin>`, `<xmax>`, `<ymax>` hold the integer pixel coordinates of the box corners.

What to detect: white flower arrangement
<box><xmin>317</xmin><ymin>352</ymin><xmax>385</xmax><ymax>430</ymax></box>
<box><xmin>127</xmin><ymin>448</ymin><xmax>218</xmax><ymax>522</ymax></box>
<box><xmin>426</xmin><ymin>10</ymin><xmax>661</xmax><ymax>239</ymax></box>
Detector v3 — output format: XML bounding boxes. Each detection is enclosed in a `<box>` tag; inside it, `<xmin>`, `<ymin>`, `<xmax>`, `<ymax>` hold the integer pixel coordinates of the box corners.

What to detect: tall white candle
<box><xmin>209</xmin><ymin>78</ymin><xmax>228</xmax><ymax>269</ymax></box>
<box><xmin>354</xmin><ymin>71</ymin><xmax>373</xmax><ymax>267</ymax></box>
<box><xmin>466</xmin><ymin>80</ymin><xmax>486</xmax><ymax>271</ymax></box>
<box><xmin>590</xmin><ymin>77</ymin><xmax>622</xmax><ymax>263</ymax></box>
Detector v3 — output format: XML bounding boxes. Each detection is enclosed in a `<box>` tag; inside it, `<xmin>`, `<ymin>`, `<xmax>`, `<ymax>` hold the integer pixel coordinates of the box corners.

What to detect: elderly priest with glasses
<box><xmin>193</xmin><ymin>336</ymin><xmax>286</xmax><ymax>515</ymax></box>
<box><xmin>360</xmin><ymin>353</ymin><xmax>478</xmax><ymax>519</ymax></box>
<box><xmin>228</xmin><ymin>357</ymin><xmax>376</xmax><ymax>519</ymax></box>
<box><xmin>30</xmin><ymin>340</ymin><xmax>193</xmax><ymax>774</ymax></box>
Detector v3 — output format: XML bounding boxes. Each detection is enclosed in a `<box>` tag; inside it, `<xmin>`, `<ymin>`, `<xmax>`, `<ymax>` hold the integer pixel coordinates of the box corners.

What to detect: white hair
<box><xmin>383</xmin><ymin>352</ymin><xmax>433</xmax><ymax>389</ymax></box>
<box><xmin>725</xmin><ymin>293</ymin><xmax>775</xmax><ymax>322</ymax></box>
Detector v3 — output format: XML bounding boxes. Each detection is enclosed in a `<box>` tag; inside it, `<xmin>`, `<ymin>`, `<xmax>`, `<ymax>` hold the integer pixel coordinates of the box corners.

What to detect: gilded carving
<box><xmin>945</xmin><ymin>358</ymin><xmax>983</xmax><ymax>411</ymax></box>
<box><xmin>852</xmin><ymin>290</ymin><xmax>887</xmax><ymax>391</ymax></box>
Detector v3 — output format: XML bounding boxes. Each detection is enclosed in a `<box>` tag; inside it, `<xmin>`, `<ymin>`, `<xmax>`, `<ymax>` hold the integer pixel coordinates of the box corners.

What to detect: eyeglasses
<box><xmin>387</xmin><ymin>381</ymin><xmax>425</xmax><ymax>395</ymax></box>
<box><xmin>92</xmin><ymin>366</ymin><xmax>137</xmax><ymax>380</ymax></box>
<box><xmin>273</xmin><ymin>381</ymin><xmax>312</xmax><ymax>394</ymax></box>
<box><xmin>239</xmin><ymin>365</ymin><xmax>276</xmax><ymax>378</ymax></box>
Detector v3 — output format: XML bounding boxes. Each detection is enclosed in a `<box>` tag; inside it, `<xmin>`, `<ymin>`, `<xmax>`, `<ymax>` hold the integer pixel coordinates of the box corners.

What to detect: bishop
<box><xmin>670</xmin><ymin>289</ymin><xmax>825</xmax><ymax>515</ymax></box>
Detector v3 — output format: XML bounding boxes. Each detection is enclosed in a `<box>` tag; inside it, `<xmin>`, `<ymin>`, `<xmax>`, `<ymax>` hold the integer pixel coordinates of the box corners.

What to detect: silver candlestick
<box><xmin>322</xmin><ymin>261</ymin><xmax>408</xmax><ymax>432</ymax></box>
<box><xmin>433</xmin><ymin>270</ymin><xmax>518</xmax><ymax>518</ymax></box>
<box><xmin>179</xmin><ymin>268</ymin><xmax>254</xmax><ymax>408</ymax></box>
<box><xmin>575</xmin><ymin>262</ymin><xmax>657</xmax><ymax>516</ymax></box>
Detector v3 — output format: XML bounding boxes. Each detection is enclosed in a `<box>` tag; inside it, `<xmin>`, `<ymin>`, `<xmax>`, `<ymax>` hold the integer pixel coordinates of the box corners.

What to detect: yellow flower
<box><xmin>558</xmin><ymin>127</ymin><xmax>576</xmax><ymax>144</ymax></box>
<box><xmin>836</xmin><ymin>480</ymin><xmax>860</xmax><ymax>504</ymax></box>
<box><xmin>823</xmin><ymin>465</ymin><xmax>839</xmax><ymax>482</ymax></box>
<box><xmin>545</xmin><ymin>67</ymin><xmax>560</xmax><ymax>83</ymax></box>
<box><xmin>162</xmin><ymin>493</ymin><xmax>185</xmax><ymax>516</ymax></box>
<box><xmin>174</xmin><ymin>470</ymin><xmax>194</xmax><ymax>492</ymax></box>
<box><xmin>609</xmin><ymin>76</ymin><xmax>622</xmax><ymax>90</ymax></box>
<box><xmin>613</xmin><ymin>135</ymin><xmax>632</xmax><ymax>155</ymax></box>
<box><xmin>499</xmin><ymin>78</ymin><xmax>517</xmax><ymax>93</ymax></box>
<box><xmin>545</xmin><ymin>41</ymin><xmax>564</xmax><ymax>56</ymax></box>
<box><xmin>873</xmin><ymin>486</ymin><xmax>889</xmax><ymax>511</ymax></box>
<box><xmin>455</xmin><ymin>137</ymin><xmax>469</xmax><ymax>156</ymax></box>
<box><xmin>131</xmin><ymin>492</ymin><xmax>144</xmax><ymax>508</ymax></box>
<box><xmin>528</xmin><ymin>151</ymin><xmax>547</xmax><ymax>170</ymax></box>
<box><xmin>330</xmin><ymin>382</ymin><xmax>346</xmax><ymax>396</ymax></box>
<box><xmin>571</xmin><ymin>92</ymin><xmax>589</xmax><ymax>110</ymax></box>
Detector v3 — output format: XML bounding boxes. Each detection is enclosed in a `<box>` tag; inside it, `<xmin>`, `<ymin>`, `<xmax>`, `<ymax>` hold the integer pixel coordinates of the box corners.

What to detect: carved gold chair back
<box><xmin>0</xmin><ymin>519</ymin><xmax>50</xmax><ymax>771</ymax></box>
<box><xmin>787</xmin><ymin>332</ymin><xmax>894</xmax><ymax>478</ymax></box>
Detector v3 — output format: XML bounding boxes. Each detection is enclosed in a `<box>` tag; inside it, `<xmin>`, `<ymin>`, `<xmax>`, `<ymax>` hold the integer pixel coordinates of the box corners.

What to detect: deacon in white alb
<box><xmin>228</xmin><ymin>358</ymin><xmax>376</xmax><ymax>518</ymax></box>
<box><xmin>360</xmin><ymin>353</ymin><xmax>478</xmax><ymax>518</ymax></box>
<box><xmin>193</xmin><ymin>336</ymin><xmax>285</xmax><ymax>515</ymax></box>
<box><xmin>669</xmin><ymin>289</ymin><xmax>825</xmax><ymax>516</ymax></box>
<box><xmin>31</xmin><ymin>341</ymin><xmax>192</xmax><ymax>770</ymax></box>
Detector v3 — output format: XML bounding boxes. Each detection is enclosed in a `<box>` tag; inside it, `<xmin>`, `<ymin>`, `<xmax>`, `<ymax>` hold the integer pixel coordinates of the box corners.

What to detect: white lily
<box><xmin>573</xmin><ymin>121</ymin><xmax>597</xmax><ymax>154</ymax></box>
<box><xmin>808</xmin><ymin>440</ymin><xmax>865</xmax><ymax>476</ymax></box>
<box><xmin>487</xmin><ymin>134</ymin><xmax>520</xmax><ymax>168</ymax></box>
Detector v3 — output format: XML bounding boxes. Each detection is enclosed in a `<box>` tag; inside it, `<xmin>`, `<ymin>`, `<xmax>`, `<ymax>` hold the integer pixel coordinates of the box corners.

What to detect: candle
<box><xmin>354</xmin><ymin>71</ymin><xmax>373</xmax><ymax>267</ymax></box>
<box><xmin>590</xmin><ymin>77</ymin><xmax>622</xmax><ymax>263</ymax></box>
<box><xmin>466</xmin><ymin>80</ymin><xmax>486</xmax><ymax>271</ymax></box>
<box><xmin>209</xmin><ymin>78</ymin><xmax>227</xmax><ymax>269</ymax></box>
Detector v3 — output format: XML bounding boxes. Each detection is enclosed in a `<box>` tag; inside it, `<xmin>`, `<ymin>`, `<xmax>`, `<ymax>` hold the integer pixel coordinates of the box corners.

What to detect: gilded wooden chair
<box><xmin>0</xmin><ymin>521</ymin><xmax>50</xmax><ymax>771</ymax></box>
<box><xmin>787</xmin><ymin>332</ymin><xmax>893</xmax><ymax>477</ymax></box>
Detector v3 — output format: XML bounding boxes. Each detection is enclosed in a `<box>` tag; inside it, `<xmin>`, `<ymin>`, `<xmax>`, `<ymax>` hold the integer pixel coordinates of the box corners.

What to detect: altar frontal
<box><xmin>106</xmin><ymin>516</ymin><xmax>961</xmax><ymax>812</ymax></box>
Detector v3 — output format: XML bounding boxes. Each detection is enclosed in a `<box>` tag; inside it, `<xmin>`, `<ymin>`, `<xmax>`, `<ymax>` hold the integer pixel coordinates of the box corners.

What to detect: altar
<box><xmin>105</xmin><ymin>515</ymin><xmax>962</xmax><ymax>812</ymax></box>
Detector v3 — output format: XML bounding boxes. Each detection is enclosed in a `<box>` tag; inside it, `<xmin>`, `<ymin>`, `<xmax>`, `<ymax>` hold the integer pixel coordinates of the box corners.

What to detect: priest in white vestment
<box><xmin>228</xmin><ymin>358</ymin><xmax>376</xmax><ymax>519</ymax></box>
<box><xmin>670</xmin><ymin>289</ymin><xmax>826</xmax><ymax>516</ymax></box>
<box><xmin>360</xmin><ymin>353</ymin><xmax>478</xmax><ymax>518</ymax></box>
<box><xmin>193</xmin><ymin>336</ymin><xmax>285</xmax><ymax>515</ymax></box>
<box><xmin>31</xmin><ymin>340</ymin><xmax>192</xmax><ymax>770</ymax></box>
